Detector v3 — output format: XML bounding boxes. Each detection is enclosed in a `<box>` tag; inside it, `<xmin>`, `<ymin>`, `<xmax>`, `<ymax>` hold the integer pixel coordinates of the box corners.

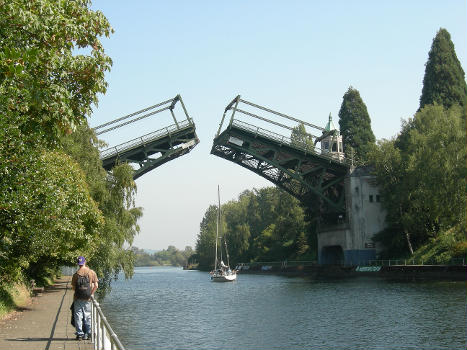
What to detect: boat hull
<box><xmin>211</xmin><ymin>273</ymin><xmax>237</xmax><ymax>282</ymax></box>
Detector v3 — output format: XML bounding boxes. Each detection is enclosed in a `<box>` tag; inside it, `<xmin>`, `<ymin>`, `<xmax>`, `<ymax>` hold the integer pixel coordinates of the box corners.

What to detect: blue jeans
<box><xmin>74</xmin><ymin>299</ymin><xmax>91</xmax><ymax>337</ymax></box>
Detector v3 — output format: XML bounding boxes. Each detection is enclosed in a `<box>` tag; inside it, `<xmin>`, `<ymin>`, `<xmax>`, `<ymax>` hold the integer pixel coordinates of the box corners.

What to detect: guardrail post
<box><xmin>96</xmin><ymin>311</ymin><xmax>101</xmax><ymax>350</ymax></box>
<box><xmin>91</xmin><ymin>301</ymin><xmax>96</xmax><ymax>347</ymax></box>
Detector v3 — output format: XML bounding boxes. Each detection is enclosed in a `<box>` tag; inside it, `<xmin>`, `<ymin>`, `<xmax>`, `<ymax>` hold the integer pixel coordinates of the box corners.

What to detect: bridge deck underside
<box><xmin>211</xmin><ymin>126</ymin><xmax>349</xmax><ymax>219</ymax></box>
<box><xmin>102</xmin><ymin>125</ymin><xmax>198</xmax><ymax>180</ymax></box>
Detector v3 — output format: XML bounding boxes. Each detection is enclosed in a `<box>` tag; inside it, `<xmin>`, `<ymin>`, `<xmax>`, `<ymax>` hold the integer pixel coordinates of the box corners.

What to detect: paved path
<box><xmin>0</xmin><ymin>276</ymin><xmax>93</xmax><ymax>350</ymax></box>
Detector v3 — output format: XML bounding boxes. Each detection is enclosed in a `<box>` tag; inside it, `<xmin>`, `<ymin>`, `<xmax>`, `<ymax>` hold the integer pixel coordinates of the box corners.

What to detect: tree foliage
<box><xmin>369</xmin><ymin>28</ymin><xmax>467</xmax><ymax>261</ymax></box>
<box><xmin>0</xmin><ymin>0</ymin><xmax>142</xmax><ymax>295</ymax></box>
<box><xmin>338</xmin><ymin>87</ymin><xmax>376</xmax><ymax>162</ymax></box>
<box><xmin>195</xmin><ymin>188</ymin><xmax>313</xmax><ymax>269</ymax></box>
<box><xmin>419</xmin><ymin>28</ymin><xmax>467</xmax><ymax>111</ymax></box>
<box><xmin>369</xmin><ymin>105</ymin><xmax>467</xmax><ymax>258</ymax></box>
<box><xmin>132</xmin><ymin>246</ymin><xmax>194</xmax><ymax>267</ymax></box>
<box><xmin>0</xmin><ymin>0</ymin><xmax>113</xmax><ymax>143</ymax></box>
<box><xmin>290</xmin><ymin>123</ymin><xmax>314</xmax><ymax>152</ymax></box>
<box><xmin>61</xmin><ymin>125</ymin><xmax>142</xmax><ymax>296</ymax></box>
<box><xmin>0</xmin><ymin>148</ymin><xmax>103</xmax><ymax>282</ymax></box>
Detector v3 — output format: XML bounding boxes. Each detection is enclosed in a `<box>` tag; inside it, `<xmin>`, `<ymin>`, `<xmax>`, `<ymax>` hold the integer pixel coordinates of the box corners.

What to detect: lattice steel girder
<box><xmin>102</xmin><ymin>125</ymin><xmax>199</xmax><ymax>180</ymax></box>
<box><xmin>211</xmin><ymin>125</ymin><xmax>349</xmax><ymax>214</ymax></box>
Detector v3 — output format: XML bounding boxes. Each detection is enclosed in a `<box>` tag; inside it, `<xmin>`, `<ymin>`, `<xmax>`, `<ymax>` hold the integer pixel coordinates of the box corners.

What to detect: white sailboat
<box><xmin>210</xmin><ymin>185</ymin><xmax>237</xmax><ymax>282</ymax></box>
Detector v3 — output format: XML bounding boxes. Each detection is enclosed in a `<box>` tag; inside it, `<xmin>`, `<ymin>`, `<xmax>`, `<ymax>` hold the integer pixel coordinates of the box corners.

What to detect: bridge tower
<box><xmin>320</xmin><ymin>113</ymin><xmax>344</xmax><ymax>162</ymax></box>
<box><xmin>316</xmin><ymin>113</ymin><xmax>387</xmax><ymax>266</ymax></box>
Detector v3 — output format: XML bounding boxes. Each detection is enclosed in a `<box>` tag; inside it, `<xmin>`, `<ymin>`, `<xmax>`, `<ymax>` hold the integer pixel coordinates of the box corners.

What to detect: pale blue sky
<box><xmin>89</xmin><ymin>0</ymin><xmax>467</xmax><ymax>251</ymax></box>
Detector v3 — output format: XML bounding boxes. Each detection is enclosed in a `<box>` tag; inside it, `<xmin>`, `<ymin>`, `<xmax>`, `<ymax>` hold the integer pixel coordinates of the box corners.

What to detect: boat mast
<box><xmin>214</xmin><ymin>185</ymin><xmax>220</xmax><ymax>270</ymax></box>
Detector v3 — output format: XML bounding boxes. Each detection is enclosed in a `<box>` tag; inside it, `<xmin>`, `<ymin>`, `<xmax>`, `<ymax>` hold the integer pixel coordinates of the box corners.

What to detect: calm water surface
<box><xmin>100</xmin><ymin>267</ymin><xmax>466</xmax><ymax>350</ymax></box>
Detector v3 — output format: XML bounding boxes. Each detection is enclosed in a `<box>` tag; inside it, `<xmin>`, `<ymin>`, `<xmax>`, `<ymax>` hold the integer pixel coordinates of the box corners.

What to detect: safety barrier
<box><xmin>91</xmin><ymin>296</ymin><xmax>126</xmax><ymax>350</ymax></box>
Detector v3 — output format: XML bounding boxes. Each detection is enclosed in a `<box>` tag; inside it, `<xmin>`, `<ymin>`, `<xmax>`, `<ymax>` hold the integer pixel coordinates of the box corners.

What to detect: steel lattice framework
<box><xmin>211</xmin><ymin>96</ymin><xmax>351</xmax><ymax>220</ymax></box>
<box><xmin>96</xmin><ymin>95</ymin><xmax>199</xmax><ymax>180</ymax></box>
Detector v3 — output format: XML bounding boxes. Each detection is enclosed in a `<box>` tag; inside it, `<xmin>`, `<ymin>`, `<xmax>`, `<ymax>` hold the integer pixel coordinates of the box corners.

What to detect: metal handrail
<box><xmin>91</xmin><ymin>295</ymin><xmax>126</xmax><ymax>350</ymax></box>
<box><xmin>100</xmin><ymin>119</ymin><xmax>192</xmax><ymax>159</ymax></box>
<box><xmin>231</xmin><ymin>119</ymin><xmax>351</xmax><ymax>166</ymax></box>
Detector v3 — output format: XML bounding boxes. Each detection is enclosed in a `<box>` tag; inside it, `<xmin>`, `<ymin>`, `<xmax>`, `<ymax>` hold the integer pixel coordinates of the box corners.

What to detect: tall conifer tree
<box><xmin>338</xmin><ymin>87</ymin><xmax>375</xmax><ymax>162</ymax></box>
<box><xmin>420</xmin><ymin>28</ymin><xmax>467</xmax><ymax>110</ymax></box>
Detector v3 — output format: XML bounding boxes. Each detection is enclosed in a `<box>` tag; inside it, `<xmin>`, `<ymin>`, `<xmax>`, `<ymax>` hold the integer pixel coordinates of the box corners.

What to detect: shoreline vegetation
<box><xmin>132</xmin><ymin>246</ymin><xmax>195</xmax><ymax>267</ymax></box>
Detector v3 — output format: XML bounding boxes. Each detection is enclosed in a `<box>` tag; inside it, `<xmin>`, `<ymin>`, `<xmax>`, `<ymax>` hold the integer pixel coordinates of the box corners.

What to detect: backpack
<box><xmin>75</xmin><ymin>273</ymin><xmax>92</xmax><ymax>300</ymax></box>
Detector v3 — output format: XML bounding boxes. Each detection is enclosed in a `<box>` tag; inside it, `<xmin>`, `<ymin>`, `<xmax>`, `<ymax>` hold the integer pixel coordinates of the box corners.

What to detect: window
<box><xmin>324</xmin><ymin>141</ymin><xmax>329</xmax><ymax>150</ymax></box>
<box><xmin>376</xmin><ymin>195</ymin><xmax>381</xmax><ymax>202</ymax></box>
<box><xmin>369</xmin><ymin>195</ymin><xmax>373</xmax><ymax>203</ymax></box>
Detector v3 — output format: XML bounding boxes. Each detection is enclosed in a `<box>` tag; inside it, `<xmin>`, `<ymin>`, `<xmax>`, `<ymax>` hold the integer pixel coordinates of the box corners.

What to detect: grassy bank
<box><xmin>0</xmin><ymin>282</ymin><xmax>31</xmax><ymax>320</ymax></box>
<box><xmin>411</xmin><ymin>225</ymin><xmax>467</xmax><ymax>264</ymax></box>
<box><xmin>0</xmin><ymin>270</ymin><xmax>59</xmax><ymax>320</ymax></box>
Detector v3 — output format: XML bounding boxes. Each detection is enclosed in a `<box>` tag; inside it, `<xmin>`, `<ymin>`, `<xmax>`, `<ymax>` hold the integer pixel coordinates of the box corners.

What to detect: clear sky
<box><xmin>89</xmin><ymin>0</ymin><xmax>467</xmax><ymax>251</ymax></box>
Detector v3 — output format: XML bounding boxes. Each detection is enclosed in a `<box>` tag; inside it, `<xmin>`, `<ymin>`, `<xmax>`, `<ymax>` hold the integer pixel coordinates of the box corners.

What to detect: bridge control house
<box><xmin>317</xmin><ymin>115</ymin><xmax>386</xmax><ymax>265</ymax></box>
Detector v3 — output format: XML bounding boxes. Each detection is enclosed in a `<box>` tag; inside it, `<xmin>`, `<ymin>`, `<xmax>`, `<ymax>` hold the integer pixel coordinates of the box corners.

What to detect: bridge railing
<box><xmin>216</xmin><ymin>96</ymin><xmax>351</xmax><ymax>166</ymax></box>
<box><xmin>91</xmin><ymin>295</ymin><xmax>126</xmax><ymax>350</ymax></box>
<box><xmin>232</xmin><ymin>119</ymin><xmax>351</xmax><ymax>166</ymax></box>
<box><xmin>100</xmin><ymin>119</ymin><xmax>192</xmax><ymax>160</ymax></box>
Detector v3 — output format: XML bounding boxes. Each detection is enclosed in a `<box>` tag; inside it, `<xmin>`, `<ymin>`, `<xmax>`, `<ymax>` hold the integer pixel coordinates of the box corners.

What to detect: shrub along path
<box><xmin>0</xmin><ymin>276</ymin><xmax>93</xmax><ymax>350</ymax></box>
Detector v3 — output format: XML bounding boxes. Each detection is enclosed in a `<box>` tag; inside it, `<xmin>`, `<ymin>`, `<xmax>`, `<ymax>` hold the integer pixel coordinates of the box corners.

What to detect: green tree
<box><xmin>0</xmin><ymin>0</ymin><xmax>113</xmax><ymax>144</ymax></box>
<box><xmin>338</xmin><ymin>87</ymin><xmax>376</xmax><ymax>162</ymax></box>
<box><xmin>61</xmin><ymin>125</ymin><xmax>142</xmax><ymax>296</ymax></box>
<box><xmin>0</xmin><ymin>1</ymin><xmax>128</xmax><ymax>289</ymax></box>
<box><xmin>291</xmin><ymin>123</ymin><xmax>314</xmax><ymax>152</ymax></box>
<box><xmin>369</xmin><ymin>104</ymin><xmax>467</xmax><ymax>257</ymax></box>
<box><xmin>0</xmin><ymin>149</ymin><xmax>103</xmax><ymax>282</ymax></box>
<box><xmin>194</xmin><ymin>187</ymin><xmax>312</xmax><ymax>267</ymax></box>
<box><xmin>195</xmin><ymin>205</ymin><xmax>218</xmax><ymax>269</ymax></box>
<box><xmin>419</xmin><ymin>28</ymin><xmax>467</xmax><ymax>111</ymax></box>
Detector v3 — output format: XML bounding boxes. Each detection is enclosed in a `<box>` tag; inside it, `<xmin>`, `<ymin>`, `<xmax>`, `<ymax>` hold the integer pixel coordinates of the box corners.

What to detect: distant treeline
<box><xmin>132</xmin><ymin>246</ymin><xmax>194</xmax><ymax>267</ymax></box>
<box><xmin>195</xmin><ymin>187</ymin><xmax>314</xmax><ymax>270</ymax></box>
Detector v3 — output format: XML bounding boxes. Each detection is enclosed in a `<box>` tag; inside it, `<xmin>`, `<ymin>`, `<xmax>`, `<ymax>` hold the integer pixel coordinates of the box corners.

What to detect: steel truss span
<box><xmin>96</xmin><ymin>95</ymin><xmax>199</xmax><ymax>180</ymax></box>
<box><xmin>211</xmin><ymin>96</ymin><xmax>350</xmax><ymax>221</ymax></box>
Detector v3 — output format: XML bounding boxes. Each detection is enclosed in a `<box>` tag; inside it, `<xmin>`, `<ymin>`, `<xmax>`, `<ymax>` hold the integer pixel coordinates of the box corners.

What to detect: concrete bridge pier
<box><xmin>317</xmin><ymin>167</ymin><xmax>386</xmax><ymax>266</ymax></box>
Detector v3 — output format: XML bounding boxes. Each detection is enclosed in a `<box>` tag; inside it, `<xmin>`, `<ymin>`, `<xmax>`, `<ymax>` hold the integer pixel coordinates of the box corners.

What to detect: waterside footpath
<box><xmin>236</xmin><ymin>261</ymin><xmax>467</xmax><ymax>280</ymax></box>
<box><xmin>0</xmin><ymin>276</ymin><xmax>93</xmax><ymax>350</ymax></box>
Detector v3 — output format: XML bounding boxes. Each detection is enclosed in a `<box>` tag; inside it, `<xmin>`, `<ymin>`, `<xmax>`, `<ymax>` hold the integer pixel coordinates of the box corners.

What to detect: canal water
<box><xmin>100</xmin><ymin>266</ymin><xmax>466</xmax><ymax>350</ymax></box>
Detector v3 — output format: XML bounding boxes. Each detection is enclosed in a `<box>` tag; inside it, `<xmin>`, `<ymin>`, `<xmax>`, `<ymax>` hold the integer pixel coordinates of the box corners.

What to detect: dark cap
<box><xmin>77</xmin><ymin>256</ymin><xmax>86</xmax><ymax>265</ymax></box>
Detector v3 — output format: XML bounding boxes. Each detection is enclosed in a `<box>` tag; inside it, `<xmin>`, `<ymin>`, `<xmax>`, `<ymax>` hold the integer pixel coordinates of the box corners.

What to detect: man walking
<box><xmin>71</xmin><ymin>256</ymin><xmax>98</xmax><ymax>340</ymax></box>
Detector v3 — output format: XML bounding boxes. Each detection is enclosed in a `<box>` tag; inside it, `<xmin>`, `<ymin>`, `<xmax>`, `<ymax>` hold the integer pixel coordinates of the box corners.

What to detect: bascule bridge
<box><xmin>211</xmin><ymin>96</ymin><xmax>386</xmax><ymax>265</ymax></box>
<box><xmin>94</xmin><ymin>94</ymin><xmax>386</xmax><ymax>265</ymax></box>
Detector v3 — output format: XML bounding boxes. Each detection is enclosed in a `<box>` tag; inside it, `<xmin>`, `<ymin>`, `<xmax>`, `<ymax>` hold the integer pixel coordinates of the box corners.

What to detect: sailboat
<box><xmin>210</xmin><ymin>185</ymin><xmax>237</xmax><ymax>282</ymax></box>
